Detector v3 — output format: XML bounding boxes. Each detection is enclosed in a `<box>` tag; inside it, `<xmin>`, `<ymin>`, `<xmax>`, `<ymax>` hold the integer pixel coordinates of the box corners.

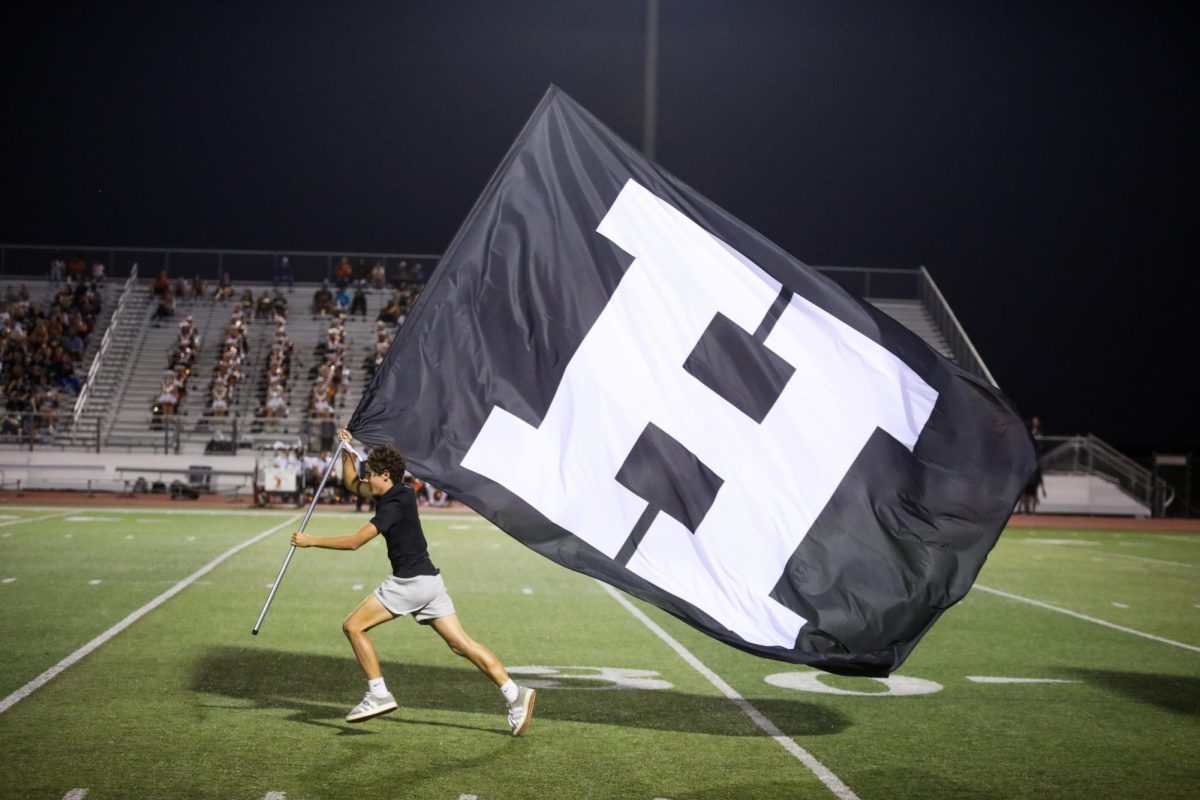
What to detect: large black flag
<box><xmin>350</xmin><ymin>87</ymin><xmax>1035</xmax><ymax>676</ymax></box>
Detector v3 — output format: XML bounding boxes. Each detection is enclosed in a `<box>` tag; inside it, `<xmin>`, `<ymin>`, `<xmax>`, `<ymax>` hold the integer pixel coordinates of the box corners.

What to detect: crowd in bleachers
<box><xmin>1</xmin><ymin>275</ymin><xmax>102</xmax><ymax>439</ymax></box>
<box><xmin>3</xmin><ymin>254</ymin><xmax>432</xmax><ymax>448</ymax></box>
<box><xmin>257</xmin><ymin>302</ymin><xmax>294</xmax><ymax>421</ymax></box>
<box><xmin>309</xmin><ymin>317</ymin><xmax>347</xmax><ymax>417</ymax></box>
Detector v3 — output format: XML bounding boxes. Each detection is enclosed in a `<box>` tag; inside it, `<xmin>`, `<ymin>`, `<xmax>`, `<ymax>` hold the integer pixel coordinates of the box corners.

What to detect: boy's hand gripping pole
<box><xmin>252</xmin><ymin>440</ymin><xmax>348</xmax><ymax>635</ymax></box>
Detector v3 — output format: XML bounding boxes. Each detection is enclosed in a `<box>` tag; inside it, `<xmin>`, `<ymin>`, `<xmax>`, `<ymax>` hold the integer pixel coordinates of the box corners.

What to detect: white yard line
<box><xmin>0</xmin><ymin>514</ymin><xmax>301</xmax><ymax>716</ymax></box>
<box><xmin>1096</xmin><ymin>552</ymin><xmax>1198</xmax><ymax>570</ymax></box>
<box><xmin>597</xmin><ymin>582</ymin><xmax>859</xmax><ymax>800</ymax></box>
<box><xmin>0</xmin><ymin>511</ymin><xmax>72</xmax><ymax>528</ymax></box>
<box><xmin>974</xmin><ymin>584</ymin><xmax>1200</xmax><ymax>653</ymax></box>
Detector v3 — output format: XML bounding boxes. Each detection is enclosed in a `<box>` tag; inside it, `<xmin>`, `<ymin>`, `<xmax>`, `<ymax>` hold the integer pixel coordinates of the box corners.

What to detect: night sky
<box><xmin>3</xmin><ymin>1</ymin><xmax>1195</xmax><ymax>453</ymax></box>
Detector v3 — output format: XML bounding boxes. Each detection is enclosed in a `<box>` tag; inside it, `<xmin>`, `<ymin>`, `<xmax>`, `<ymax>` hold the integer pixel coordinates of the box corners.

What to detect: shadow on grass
<box><xmin>1066</xmin><ymin>668</ymin><xmax>1200</xmax><ymax>717</ymax></box>
<box><xmin>192</xmin><ymin>645</ymin><xmax>850</xmax><ymax>737</ymax></box>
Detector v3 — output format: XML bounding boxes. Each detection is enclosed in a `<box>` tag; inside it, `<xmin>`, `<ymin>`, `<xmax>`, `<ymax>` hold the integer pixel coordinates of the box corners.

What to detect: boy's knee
<box><xmin>342</xmin><ymin>618</ymin><xmax>359</xmax><ymax>637</ymax></box>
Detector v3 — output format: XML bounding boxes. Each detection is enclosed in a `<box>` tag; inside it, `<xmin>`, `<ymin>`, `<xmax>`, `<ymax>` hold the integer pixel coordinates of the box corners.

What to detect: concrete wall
<box><xmin>1040</xmin><ymin>473</ymin><xmax>1150</xmax><ymax>517</ymax></box>
<box><xmin>0</xmin><ymin>451</ymin><xmax>259</xmax><ymax>493</ymax></box>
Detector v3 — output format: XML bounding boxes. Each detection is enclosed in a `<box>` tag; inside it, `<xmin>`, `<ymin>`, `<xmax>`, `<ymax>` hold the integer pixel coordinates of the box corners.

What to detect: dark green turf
<box><xmin>0</xmin><ymin>509</ymin><xmax>1197</xmax><ymax>799</ymax></box>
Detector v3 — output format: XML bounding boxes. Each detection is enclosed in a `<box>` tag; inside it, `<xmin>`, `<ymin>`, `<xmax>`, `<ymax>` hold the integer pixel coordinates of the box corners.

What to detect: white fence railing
<box><xmin>73</xmin><ymin>263</ymin><xmax>138</xmax><ymax>426</ymax></box>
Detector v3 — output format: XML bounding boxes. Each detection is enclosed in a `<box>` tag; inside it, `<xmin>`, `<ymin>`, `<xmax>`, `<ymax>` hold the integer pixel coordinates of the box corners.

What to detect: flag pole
<box><xmin>252</xmin><ymin>440</ymin><xmax>348</xmax><ymax>635</ymax></box>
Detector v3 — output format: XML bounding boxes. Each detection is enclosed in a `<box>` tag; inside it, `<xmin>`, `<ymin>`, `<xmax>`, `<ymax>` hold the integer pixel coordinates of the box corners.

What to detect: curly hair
<box><xmin>365</xmin><ymin>445</ymin><xmax>407</xmax><ymax>484</ymax></box>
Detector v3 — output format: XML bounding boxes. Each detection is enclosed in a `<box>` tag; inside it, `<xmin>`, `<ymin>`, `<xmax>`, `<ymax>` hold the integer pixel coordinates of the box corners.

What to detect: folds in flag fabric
<box><xmin>349</xmin><ymin>87</ymin><xmax>1036</xmax><ymax>676</ymax></box>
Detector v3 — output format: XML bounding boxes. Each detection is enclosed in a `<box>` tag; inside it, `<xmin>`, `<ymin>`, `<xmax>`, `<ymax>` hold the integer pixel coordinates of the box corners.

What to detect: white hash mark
<box><xmin>966</xmin><ymin>676</ymin><xmax>1080</xmax><ymax>684</ymax></box>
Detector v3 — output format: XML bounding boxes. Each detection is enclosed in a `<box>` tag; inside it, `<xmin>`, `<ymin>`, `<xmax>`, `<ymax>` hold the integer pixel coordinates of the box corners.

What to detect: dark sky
<box><xmin>2</xmin><ymin>1</ymin><xmax>1195</xmax><ymax>452</ymax></box>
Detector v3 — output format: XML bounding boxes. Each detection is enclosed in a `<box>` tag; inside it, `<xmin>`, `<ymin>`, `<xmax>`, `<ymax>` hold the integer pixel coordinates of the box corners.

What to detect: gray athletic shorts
<box><xmin>373</xmin><ymin>573</ymin><xmax>456</xmax><ymax>623</ymax></box>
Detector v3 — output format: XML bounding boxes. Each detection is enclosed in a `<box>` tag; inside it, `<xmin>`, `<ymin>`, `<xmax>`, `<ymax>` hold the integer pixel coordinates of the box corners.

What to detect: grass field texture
<box><xmin>0</xmin><ymin>506</ymin><xmax>1197</xmax><ymax>799</ymax></box>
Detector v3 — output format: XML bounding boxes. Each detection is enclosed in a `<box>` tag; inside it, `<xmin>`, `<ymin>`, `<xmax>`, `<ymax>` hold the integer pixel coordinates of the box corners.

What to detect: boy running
<box><xmin>290</xmin><ymin>429</ymin><xmax>535</xmax><ymax>735</ymax></box>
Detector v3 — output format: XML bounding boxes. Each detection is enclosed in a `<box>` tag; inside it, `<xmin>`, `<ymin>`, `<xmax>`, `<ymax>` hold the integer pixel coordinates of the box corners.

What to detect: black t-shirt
<box><xmin>370</xmin><ymin>484</ymin><xmax>438</xmax><ymax>578</ymax></box>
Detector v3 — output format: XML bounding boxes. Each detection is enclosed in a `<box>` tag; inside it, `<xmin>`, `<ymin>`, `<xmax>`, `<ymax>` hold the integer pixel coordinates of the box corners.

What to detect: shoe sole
<box><xmin>511</xmin><ymin>689</ymin><xmax>536</xmax><ymax>737</ymax></box>
<box><xmin>345</xmin><ymin>701</ymin><xmax>398</xmax><ymax>723</ymax></box>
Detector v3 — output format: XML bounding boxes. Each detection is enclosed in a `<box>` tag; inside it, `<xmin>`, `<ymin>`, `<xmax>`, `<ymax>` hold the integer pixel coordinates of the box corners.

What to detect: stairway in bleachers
<box><xmin>103</xmin><ymin>288</ymin><xmax>236</xmax><ymax>450</ymax></box>
<box><xmin>866</xmin><ymin>298</ymin><xmax>955</xmax><ymax>363</ymax></box>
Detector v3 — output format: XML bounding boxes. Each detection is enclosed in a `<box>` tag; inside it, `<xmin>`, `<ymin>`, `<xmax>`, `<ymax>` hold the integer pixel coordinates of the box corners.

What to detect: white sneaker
<box><xmin>345</xmin><ymin>692</ymin><xmax>397</xmax><ymax>723</ymax></box>
<box><xmin>507</xmin><ymin>686</ymin><xmax>536</xmax><ymax>736</ymax></box>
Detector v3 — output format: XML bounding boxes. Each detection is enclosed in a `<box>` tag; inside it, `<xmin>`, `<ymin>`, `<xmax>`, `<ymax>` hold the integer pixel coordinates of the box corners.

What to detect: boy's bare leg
<box><xmin>342</xmin><ymin>594</ymin><xmax>396</xmax><ymax>679</ymax></box>
<box><xmin>428</xmin><ymin>614</ymin><xmax>510</xmax><ymax>686</ymax></box>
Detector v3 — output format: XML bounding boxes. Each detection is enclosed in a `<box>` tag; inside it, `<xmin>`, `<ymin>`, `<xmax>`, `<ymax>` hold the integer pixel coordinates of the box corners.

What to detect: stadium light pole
<box><xmin>643</xmin><ymin>0</ymin><xmax>659</xmax><ymax>159</ymax></box>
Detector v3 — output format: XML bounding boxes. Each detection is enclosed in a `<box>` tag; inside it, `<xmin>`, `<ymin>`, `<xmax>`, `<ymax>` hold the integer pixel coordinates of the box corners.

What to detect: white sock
<box><xmin>368</xmin><ymin>677</ymin><xmax>389</xmax><ymax>699</ymax></box>
<box><xmin>500</xmin><ymin>679</ymin><xmax>519</xmax><ymax>705</ymax></box>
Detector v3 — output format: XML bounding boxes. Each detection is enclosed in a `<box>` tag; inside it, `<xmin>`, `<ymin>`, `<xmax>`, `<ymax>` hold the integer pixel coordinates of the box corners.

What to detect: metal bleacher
<box><xmin>3</xmin><ymin>265</ymin><xmax>984</xmax><ymax>457</ymax></box>
<box><xmin>95</xmin><ymin>282</ymin><xmax>392</xmax><ymax>454</ymax></box>
<box><xmin>866</xmin><ymin>299</ymin><xmax>954</xmax><ymax>362</ymax></box>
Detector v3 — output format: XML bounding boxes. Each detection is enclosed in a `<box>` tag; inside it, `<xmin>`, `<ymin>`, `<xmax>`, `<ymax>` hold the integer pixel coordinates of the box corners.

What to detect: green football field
<box><xmin>0</xmin><ymin>505</ymin><xmax>1196</xmax><ymax>799</ymax></box>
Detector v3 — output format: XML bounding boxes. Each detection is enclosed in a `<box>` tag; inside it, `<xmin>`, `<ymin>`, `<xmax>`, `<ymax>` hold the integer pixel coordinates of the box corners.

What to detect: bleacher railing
<box><xmin>916</xmin><ymin>265</ymin><xmax>996</xmax><ymax>387</ymax></box>
<box><xmin>1039</xmin><ymin>434</ymin><xmax>1176</xmax><ymax>517</ymax></box>
<box><xmin>73</xmin><ymin>264</ymin><xmax>138</xmax><ymax>426</ymax></box>
<box><xmin>1</xmin><ymin>243</ymin><xmax>440</xmax><ymax>284</ymax></box>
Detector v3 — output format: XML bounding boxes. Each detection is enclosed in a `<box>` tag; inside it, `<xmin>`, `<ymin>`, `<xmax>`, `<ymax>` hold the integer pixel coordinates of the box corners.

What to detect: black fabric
<box><xmin>683</xmin><ymin>312</ymin><xmax>795</xmax><ymax>424</ymax></box>
<box><xmin>349</xmin><ymin>87</ymin><xmax>1036</xmax><ymax>675</ymax></box>
<box><xmin>369</xmin><ymin>484</ymin><xmax>438</xmax><ymax>579</ymax></box>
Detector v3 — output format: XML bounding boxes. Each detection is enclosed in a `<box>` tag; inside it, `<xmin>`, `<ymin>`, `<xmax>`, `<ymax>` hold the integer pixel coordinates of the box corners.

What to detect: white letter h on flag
<box><xmin>463</xmin><ymin>180</ymin><xmax>938</xmax><ymax>648</ymax></box>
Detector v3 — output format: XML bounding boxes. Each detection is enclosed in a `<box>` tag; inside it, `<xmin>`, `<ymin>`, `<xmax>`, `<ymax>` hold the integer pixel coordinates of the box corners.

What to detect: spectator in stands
<box><xmin>172</xmin><ymin>275</ymin><xmax>189</xmax><ymax>301</ymax></box>
<box><xmin>312</xmin><ymin>282</ymin><xmax>334</xmax><ymax>316</ymax></box>
<box><xmin>156</xmin><ymin>372</ymin><xmax>179</xmax><ymax>418</ymax></box>
<box><xmin>152</xmin><ymin>291</ymin><xmax>176</xmax><ymax>323</ymax></box>
<box><xmin>152</xmin><ymin>270</ymin><xmax>171</xmax><ymax>298</ymax></box>
<box><xmin>334</xmin><ymin>257</ymin><xmax>353</xmax><ymax>289</ymax></box>
<box><xmin>49</xmin><ymin>344</ymin><xmax>81</xmax><ymax>393</ymax></box>
<box><xmin>178</xmin><ymin>315</ymin><xmax>196</xmax><ymax>346</ymax></box>
<box><xmin>368</xmin><ymin>261</ymin><xmax>387</xmax><ymax>290</ymax></box>
<box><xmin>210</xmin><ymin>380</ymin><xmax>230</xmax><ymax>417</ymax></box>
<box><xmin>191</xmin><ymin>274</ymin><xmax>207</xmax><ymax>301</ymax></box>
<box><xmin>60</xmin><ymin>328</ymin><xmax>84</xmax><ymax>361</ymax></box>
<box><xmin>349</xmin><ymin>281</ymin><xmax>368</xmax><ymax>317</ymax></box>
<box><xmin>333</xmin><ymin>285</ymin><xmax>351</xmax><ymax>314</ymax></box>
<box><xmin>91</xmin><ymin>260</ymin><xmax>106</xmax><ymax>284</ymax></box>
<box><xmin>49</xmin><ymin>258</ymin><xmax>65</xmax><ymax>283</ymax></box>
<box><xmin>213</xmin><ymin>272</ymin><xmax>235</xmax><ymax>302</ymax></box>
<box><xmin>67</xmin><ymin>256</ymin><xmax>87</xmax><ymax>283</ymax></box>
<box><xmin>250</xmin><ymin>291</ymin><xmax>270</xmax><ymax>320</ymax></box>
<box><xmin>377</xmin><ymin>296</ymin><xmax>401</xmax><ymax>326</ymax></box>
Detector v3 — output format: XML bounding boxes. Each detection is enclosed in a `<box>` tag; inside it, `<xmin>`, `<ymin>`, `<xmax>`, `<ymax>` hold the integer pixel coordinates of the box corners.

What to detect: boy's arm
<box><xmin>291</xmin><ymin>521</ymin><xmax>378</xmax><ymax>550</ymax></box>
<box><xmin>337</xmin><ymin>429</ymin><xmax>372</xmax><ymax>500</ymax></box>
<box><xmin>340</xmin><ymin>447</ymin><xmax>372</xmax><ymax>499</ymax></box>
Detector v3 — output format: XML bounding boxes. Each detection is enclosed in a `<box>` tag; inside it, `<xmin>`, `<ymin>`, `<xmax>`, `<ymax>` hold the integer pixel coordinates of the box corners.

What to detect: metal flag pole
<box><xmin>252</xmin><ymin>440</ymin><xmax>349</xmax><ymax>635</ymax></box>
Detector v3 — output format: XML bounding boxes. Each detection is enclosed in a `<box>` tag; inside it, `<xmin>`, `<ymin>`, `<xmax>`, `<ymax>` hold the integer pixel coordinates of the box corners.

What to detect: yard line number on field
<box><xmin>0</xmin><ymin>514</ymin><xmax>303</xmax><ymax>716</ymax></box>
<box><xmin>597</xmin><ymin>581</ymin><xmax>859</xmax><ymax>800</ymax></box>
<box><xmin>974</xmin><ymin>584</ymin><xmax>1200</xmax><ymax>653</ymax></box>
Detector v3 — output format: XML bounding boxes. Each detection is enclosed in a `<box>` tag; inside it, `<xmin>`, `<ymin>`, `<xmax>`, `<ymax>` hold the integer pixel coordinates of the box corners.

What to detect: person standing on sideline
<box><xmin>290</xmin><ymin>429</ymin><xmax>536</xmax><ymax>734</ymax></box>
